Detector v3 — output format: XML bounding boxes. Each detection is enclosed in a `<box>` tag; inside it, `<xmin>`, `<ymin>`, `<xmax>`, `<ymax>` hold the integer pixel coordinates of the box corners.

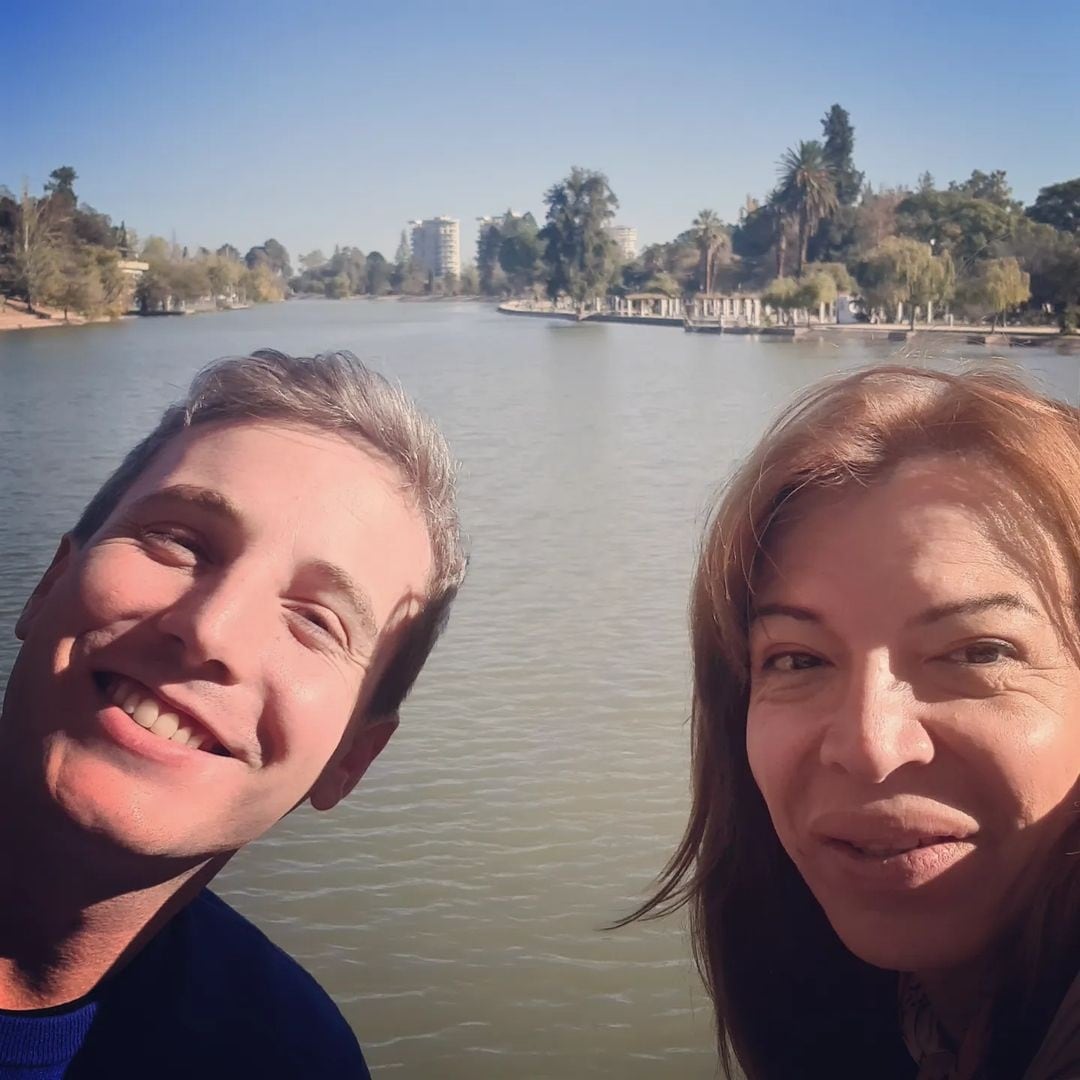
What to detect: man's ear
<box><xmin>15</xmin><ymin>536</ymin><xmax>74</xmax><ymax>641</ymax></box>
<box><xmin>308</xmin><ymin>713</ymin><xmax>399</xmax><ymax>812</ymax></box>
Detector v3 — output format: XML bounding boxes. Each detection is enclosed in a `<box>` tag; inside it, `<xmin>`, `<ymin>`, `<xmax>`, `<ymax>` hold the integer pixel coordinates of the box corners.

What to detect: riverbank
<box><xmin>0</xmin><ymin>299</ymin><xmax>122</xmax><ymax>333</ymax></box>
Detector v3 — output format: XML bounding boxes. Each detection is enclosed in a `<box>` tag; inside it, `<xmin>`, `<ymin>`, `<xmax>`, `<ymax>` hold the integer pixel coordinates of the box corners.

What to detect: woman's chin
<box><xmin>825</xmin><ymin>906</ymin><xmax>989</xmax><ymax>974</ymax></box>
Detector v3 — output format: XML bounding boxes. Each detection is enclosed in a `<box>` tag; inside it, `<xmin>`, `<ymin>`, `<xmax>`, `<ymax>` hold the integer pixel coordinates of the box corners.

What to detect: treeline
<box><xmin>0</xmin><ymin>168</ymin><xmax>291</xmax><ymax>319</ymax></box>
<box><xmin>528</xmin><ymin>106</ymin><xmax>1080</xmax><ymax>329</ymax></box>
<box><xmin>8</xmin><ymin>122</ymin><xmax>1080</xmax><ymax>329</ymax></box>
<box><xmin>289</xmin><ymin>233</ymin><xmax>479</xmax><ymax>299</ymax></box>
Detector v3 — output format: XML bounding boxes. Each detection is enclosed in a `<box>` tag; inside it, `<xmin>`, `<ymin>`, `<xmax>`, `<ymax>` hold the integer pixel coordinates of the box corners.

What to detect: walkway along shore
<box><xmin>496</xmin><ymin>300</ymin><xmax>1073</xmax><ymax>348</ymax></box>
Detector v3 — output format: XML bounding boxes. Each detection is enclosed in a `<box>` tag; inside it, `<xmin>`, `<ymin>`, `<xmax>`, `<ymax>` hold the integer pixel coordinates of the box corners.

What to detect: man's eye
<box><xmin>944</xmin><ymin>640</ymin><xmax>1017</xmax><ymax>666</ymax></box>
<box><xmin>288</xmin><ymin>606</ymin><xmax>345</xmax><ymax>647</ymax></box>
<box><xmin>140</xmin><ymin>527</ymin><xmax>202</xmax><ymax>558</ymax></box>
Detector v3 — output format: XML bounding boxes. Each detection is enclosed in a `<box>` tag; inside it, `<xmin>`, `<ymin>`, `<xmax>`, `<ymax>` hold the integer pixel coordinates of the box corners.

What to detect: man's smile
<box><xmin>92</xmin><ymin>671</ymin><xmax>231</xmax><ymax>756</ymax></box>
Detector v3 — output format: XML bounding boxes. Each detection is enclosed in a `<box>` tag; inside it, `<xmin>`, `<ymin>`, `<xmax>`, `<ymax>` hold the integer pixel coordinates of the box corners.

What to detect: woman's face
<box><xmin>746</xmin><ymin>456</ymin><xmax>1080</xmax><ymax>974</ymax></box>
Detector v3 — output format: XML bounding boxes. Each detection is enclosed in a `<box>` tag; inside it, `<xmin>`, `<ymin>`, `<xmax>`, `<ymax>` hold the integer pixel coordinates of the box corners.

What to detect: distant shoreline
<box><xmin>495</xmin><ymin>300</ymin><xmax>1073</xmax><ymax>344</ymax></box>
<box><xmin>0</xmin><ymin>299</ymin><xmax>126</xmax><ymax>334</ymax></box>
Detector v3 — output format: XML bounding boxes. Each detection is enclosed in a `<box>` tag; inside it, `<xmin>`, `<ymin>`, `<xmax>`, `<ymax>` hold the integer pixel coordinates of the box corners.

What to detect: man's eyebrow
<box><xmin>299</xmin><ymin>559</ymin><xmax>378</xmax><ymax>640</ymax></box>
<box><xmin>911</xmin><ymin>593</ymin><xmax>1039</xmax><ymax>626</ymax></box>
<box><xmin>126</xmin><ymin>484</ymin><xmax>243</xmax><ymax>522</ymax></box>
<box><xmin>128</xmin><ymin>485</ymin><xmax>379</xmax><ymax>639</ymax></box>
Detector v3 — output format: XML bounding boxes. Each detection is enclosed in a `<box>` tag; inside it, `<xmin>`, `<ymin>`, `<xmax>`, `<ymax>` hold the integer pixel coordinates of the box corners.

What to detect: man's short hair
<box><xmin>71</xmin><ymin>348</ymin><xmax>466</xmax><ymax>719</ymax></box>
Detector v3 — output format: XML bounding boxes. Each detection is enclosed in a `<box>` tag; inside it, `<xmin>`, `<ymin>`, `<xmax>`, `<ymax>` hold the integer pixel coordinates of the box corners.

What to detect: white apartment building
<box><xmin>608</xmin><ymin>225</ymin><xmax>638</xmax><ymax>260</ymax></box>
<box><xmin>408</xmin><ymin>217</ymin><xmax>461</xmax><ymax>279</ymax></box>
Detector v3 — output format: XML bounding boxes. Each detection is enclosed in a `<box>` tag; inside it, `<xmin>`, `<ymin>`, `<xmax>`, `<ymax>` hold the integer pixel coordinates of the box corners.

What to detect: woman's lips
<box><xmin>815</xmin><ymin>835</ymin><xmax>978</xmax><ymax>890</ymax></box>
<box><xmin>807</xmin><ymin>807</ymin><xmax>980</xmax><ymax>889</ymax></box>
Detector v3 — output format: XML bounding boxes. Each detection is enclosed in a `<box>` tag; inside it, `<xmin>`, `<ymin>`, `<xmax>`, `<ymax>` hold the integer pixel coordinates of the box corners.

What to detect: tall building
<box><xmin>608</xmin><ymin>225</ymin><xmax>637</xmax><ymax>260</ymax></box>
<box><xmin>408</xmin><ymin>217</ymin><xmax>461</xmax><ymax>279</ymax></box>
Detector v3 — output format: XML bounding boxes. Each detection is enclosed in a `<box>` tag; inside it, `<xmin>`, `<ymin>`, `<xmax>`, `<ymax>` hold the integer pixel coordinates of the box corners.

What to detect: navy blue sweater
<box><xmin>0</xmin><ymin>890</ymin><xmax>371</xmax><ymax>1078</ymax></box>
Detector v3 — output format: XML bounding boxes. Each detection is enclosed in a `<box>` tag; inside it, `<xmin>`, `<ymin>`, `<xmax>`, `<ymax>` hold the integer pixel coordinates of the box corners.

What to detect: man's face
<box><xmin>2</xmin><ymin>420</ymin><xmax>432</xmax><ymax>859</ymax></box>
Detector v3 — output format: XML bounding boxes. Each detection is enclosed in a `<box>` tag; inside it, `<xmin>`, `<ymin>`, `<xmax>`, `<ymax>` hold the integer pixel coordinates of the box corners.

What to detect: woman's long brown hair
<box><xmin>621</xmin><ymin>364</ymin><xmax>1080</xmax><ymax>1078</ymax></box>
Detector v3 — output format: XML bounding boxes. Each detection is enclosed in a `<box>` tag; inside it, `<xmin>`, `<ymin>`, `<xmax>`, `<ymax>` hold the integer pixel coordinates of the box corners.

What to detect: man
<box><xmin>0</xmin><ymin>349</ymin><xmax>465</xmax><ymax>1078</ymax></box>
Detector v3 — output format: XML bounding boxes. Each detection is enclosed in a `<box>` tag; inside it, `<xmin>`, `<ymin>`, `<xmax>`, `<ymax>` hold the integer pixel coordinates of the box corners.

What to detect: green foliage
<box><xmin>621</xmin><ymin>232</ymin><xmax>702</xmax><ymax>296</ymax></box>
<box><xmin>245</xmin><ymin>239</ymin><xmax>291</xmax><ymax>281</ymax></box>
<box><xmin>692</xmin><ymin>209</ymin><xmax>729</xmax><ymax>294</ymax></box>
<box><xmin>761</xmin><ymin>277</ymin><xmax>802</xmax><ymax>323</ymax></box>
<box><xmin>539</xmin><ymin>167</ymin><xmax>619</xmax><ymax>311</ymax></box>
<box><xmin>809</xmin><ymin>261</ymin><xmax>855</xmax><ymax>294</ymax></box>
<box><xmin>498</xmin><ymin>214</ymin><xmax>543</xmax><ymax>294</ymax></box>
<box><xmin>299</xmin><ymin>249</ymin><xmax>327</xmax><ymax>272</ymax></box>
<box><xmin>895</xmin><ymin>189</ymin><xmax>1016</xmax><ymax>269</ymax></box>
<box><xmin>776</xmin><ymin>141</ymin><xmax>838</xmax><ymax>275</ymax></box>
<box><xmin>366</xmin><ymin>251</ymin><xmax>391</xmax><ymax>295</ymax></box>
<box><xmin>948</xmin><ymin>169</ymin><xmax>1021</xmax><ymax>211</ymax></box>
<box><xmin>821</xmin><ymin>105</ymin><xmax>863</xmax><ymax>207</ymax></box>
<box><xmin>857</xmin><ymin>237</ymin><xmax>955</xmax><ymax>327</ymax></box>
<box><xmin>477</xmin><ymin>211</ymin><xmax>544</xmax><ymax>296</ymax></box>
<box><xmin>956</xmin><ymin>256</ymin><xmax>1030</xmax><ymax>327</ymax></box>
<box><xmin>1027</xmin><ymin>178</ymin><xmax>1080</xmax><ymax>234</ymax></box>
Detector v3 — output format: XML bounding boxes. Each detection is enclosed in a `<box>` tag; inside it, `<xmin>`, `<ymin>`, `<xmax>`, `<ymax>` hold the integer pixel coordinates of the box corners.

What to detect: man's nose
<box><xmin>819</xmin><ymin>653</ymin><xmax>934</xmax><ymax>782</ymax></box>
<box><xmin>156</xmin><ymin>571</ymin><xmax>266</xmax><ymax>683</ymax></box>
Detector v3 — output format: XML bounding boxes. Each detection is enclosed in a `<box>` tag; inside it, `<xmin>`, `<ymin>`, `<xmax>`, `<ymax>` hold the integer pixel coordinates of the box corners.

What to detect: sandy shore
<box><xmin>0</xmin><ymin>299</ymin><xmax>119</xmax><ymax>333</ymax></box>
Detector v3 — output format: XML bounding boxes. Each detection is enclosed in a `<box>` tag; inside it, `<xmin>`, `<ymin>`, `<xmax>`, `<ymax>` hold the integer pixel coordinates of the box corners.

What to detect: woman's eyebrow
<box><xmin>750</xmin><ymin>603</ymin><xmax>823</xmax><ymax>625</ymax></box>
<box><xmin>910</xmin><ymin>593</ymin><xmax>1039</xmax><ymax>626</ymax></box>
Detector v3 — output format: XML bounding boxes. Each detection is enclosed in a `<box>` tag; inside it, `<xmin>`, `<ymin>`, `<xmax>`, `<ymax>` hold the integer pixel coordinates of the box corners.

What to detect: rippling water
<box><xmin>1</xmin><ymin>302</ymin><xmax>1077</xmax><ymax>1077</ymax></box>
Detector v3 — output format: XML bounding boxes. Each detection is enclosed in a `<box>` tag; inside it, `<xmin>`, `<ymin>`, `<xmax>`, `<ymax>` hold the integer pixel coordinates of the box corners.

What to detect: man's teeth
<box><xmin>109</xmin><ymin>679</ymin><xmax>218</xmax><ymax>751</ymax></box>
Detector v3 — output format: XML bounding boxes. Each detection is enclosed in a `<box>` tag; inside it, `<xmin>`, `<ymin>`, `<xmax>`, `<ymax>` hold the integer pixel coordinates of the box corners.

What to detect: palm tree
<box><xmin>776</xmin><ymin>141</ymin><xmax>838</xmax><ymax>276</ymax></box>
<box><xmin>692</xmin><ymin>209</ymin><xmax>725</xmax><ymax>295</ymax></box>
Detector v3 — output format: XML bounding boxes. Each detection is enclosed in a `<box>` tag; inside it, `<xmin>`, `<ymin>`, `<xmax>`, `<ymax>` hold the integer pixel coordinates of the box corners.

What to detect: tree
<box><xmin>732</xmin><ymin>201</ymin><xmax>792</xmax><ymax>284</ymax></box>
<box><xmin>366</xmin><ymin>251</ymin><xmax>391</xmax><ymax>295</ymax></box>
<box><xmin>857</xmin><ymin>237</ymin><xmax>955</xmax><ymax>328</ymax></box>
<box><xmin>1028</xmin><ymin>178</ymin><xmax>1080</xmax><ymax>234</ymax></box>
<box><xmin>958</xmin><ymin>257</ymin><xmax>1031</xmax><ymax>330</ymax></box>
<box><xmin>948</xmin><ymin>169</ymin><xmax>1021</xmax><ymax>212</ymax></box>
<box><xmin>49</xmin><ymin>245</ymin><xmax>108</xmax><ymax>320</ymax></box>
<box><xmin>762</xmin><ymin>277</ymin><xmax>802</xmax><ymax>325</ymax></box>
<box><xmin>245</xmin><ymin>239</ymin><xmax>291</xmax><ymax>280</ymax></box>
<box><xmin>497</xmin><ymin>213</ymin><xmax>543</xmax><ymax>294</ymax></box>
<box><xmin>476</xmin><ymin>219</ymin><xmax>505</xmax><ymax>295</ymax></box>
<box><xmin>852</xmin><ymin>187</ymin><xmax>906</xmax><ymax>257</ymax></box>
<box><xmin>44</xmin><ymin>166</ymin><xmax>78</xmax><ymax>199</ymax></box>
<box><xmin>6</xmin><ymin>184</ymin><xmax>66</xmax><ymax>313</ymax></box>
<box><xmin>776</xmin><ymin>141</ymin><xmax>838</xmax><ymax>276</ymax></box>
<box><xmin>206</xmin><ymin>252</ymin><xmax>244</xmax><ymax>302</ymax></box>
<box><xmin>299</xmin><ymin>249</ymin><xmax>327</xmax><ymax>271</ymax></box>
<box><xmin>821</xmin><ymin>105</ymin><xmax>863</xmax><ymax>207</ymax></box>
<box><xmin>458</xmin><ymin>263</ymin><xmax>480</xmax><ymax>295</ymax></box>
<box><xmin>692</xmin><ymin>209</ymin><xmax>727</xmax><ymax>294</ymax></box>
<box><xmin>895</xmin><ymin>189</ymin><xmax>1015</xmax><ymax>271</ymax></box>
<box><xmin>797</xmin><ymin>271</ymin><xmax>838</xmax><ymax>322</ymax></box>
<box><xmin>809</xmin><ymin>261</ymin><xmax>855</xmax><ymax>295</ymax></box>
<box><xmin>539</xmin><ymin>167</ymin><xmax>619</xmax><ymax>314</ymax></box>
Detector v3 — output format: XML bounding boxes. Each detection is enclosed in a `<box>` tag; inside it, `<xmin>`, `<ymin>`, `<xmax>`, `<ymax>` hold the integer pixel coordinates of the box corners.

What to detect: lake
<box><xmin>1</xmin><ymin>301</ymin><xmax>1077</xmax><ymax>1078</ymax></box>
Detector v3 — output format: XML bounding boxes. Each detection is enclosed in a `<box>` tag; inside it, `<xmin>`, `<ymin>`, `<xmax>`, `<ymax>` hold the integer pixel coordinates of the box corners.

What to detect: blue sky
<box><xmin>3</xmin><ymin>0</ymin><xmax>1078</xmax><ymax>265</ymax></box>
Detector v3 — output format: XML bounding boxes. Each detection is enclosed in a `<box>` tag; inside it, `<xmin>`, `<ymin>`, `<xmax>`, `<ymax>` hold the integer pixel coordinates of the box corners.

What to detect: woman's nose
<box><xmin>819</xmin><ymin>653</ymin><xmax>935</xmax><ymax>782</ymax></box>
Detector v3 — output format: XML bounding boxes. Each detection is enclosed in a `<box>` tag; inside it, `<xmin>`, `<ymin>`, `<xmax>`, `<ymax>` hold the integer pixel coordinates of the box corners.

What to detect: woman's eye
<box><xmin>944</xmin><ymin>640</ymin><xmax>1016</xmax><ymax>665</ymax></box>
<box><xmin>763</xmin><ymin>652</ymin><xmax>823</xmax><ymax>673</ymax></box>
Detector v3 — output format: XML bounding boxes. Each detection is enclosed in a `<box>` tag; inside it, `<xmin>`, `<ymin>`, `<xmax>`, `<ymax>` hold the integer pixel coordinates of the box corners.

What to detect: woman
<box><xmin>634</xmin><ymin>365</ymin><xmax>1080</xmax><ymax>1078</ymax></box>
